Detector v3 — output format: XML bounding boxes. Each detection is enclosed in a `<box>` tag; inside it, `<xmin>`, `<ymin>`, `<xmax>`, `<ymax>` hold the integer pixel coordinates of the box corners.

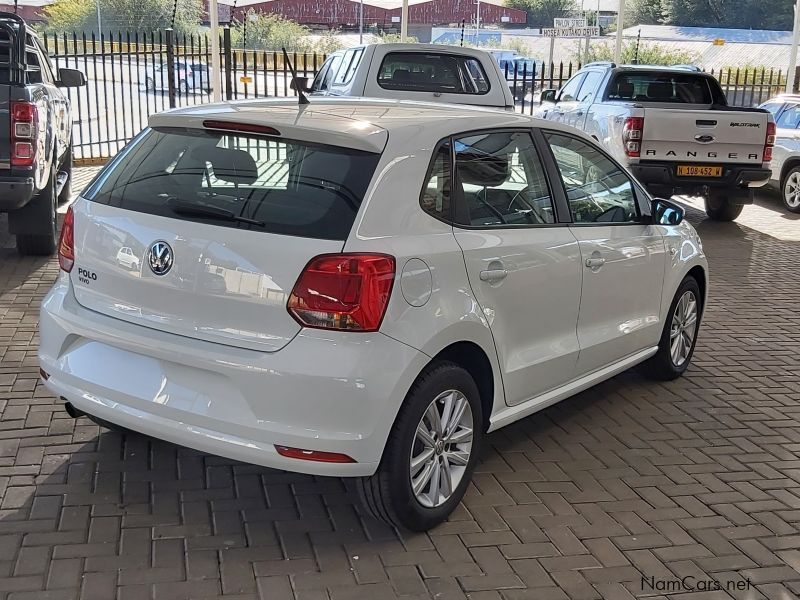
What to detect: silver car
<box><xmin>144</xmin><ymin>61</ymin><xmax>211</xmax><ymax>95</ymax></box>
<box><xmin>761</xmin><ymin>95</ymin><xmax>800</xmax><ymax>213</ymax></box>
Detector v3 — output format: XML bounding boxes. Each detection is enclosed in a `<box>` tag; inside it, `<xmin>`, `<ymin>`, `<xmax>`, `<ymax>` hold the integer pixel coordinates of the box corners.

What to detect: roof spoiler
<box><xmin>0</xmin><ymin>11</ymin><xmax>27</xmax><ymax>85</ymax></box>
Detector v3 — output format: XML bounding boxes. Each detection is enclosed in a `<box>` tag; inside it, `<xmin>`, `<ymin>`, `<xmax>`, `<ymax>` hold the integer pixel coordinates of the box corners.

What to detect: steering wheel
<box><xmin>507</xmin><ymin>185</ymin><xmax>548</xmax><ymax>224</ymax></box>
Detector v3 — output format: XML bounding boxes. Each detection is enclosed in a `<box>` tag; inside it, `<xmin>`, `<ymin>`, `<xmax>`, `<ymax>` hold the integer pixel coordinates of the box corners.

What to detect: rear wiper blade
<box><xmin>167</xmin><ymin>198</ymin><xmax>265</xmax><ymax>227</ymax></box>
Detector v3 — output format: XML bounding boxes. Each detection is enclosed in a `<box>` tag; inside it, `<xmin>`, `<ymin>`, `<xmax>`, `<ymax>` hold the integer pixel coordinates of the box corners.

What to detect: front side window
<box><xmin>577</xmin><ymin>71</ymin><xmax>604</xmax><ymax>103</ymax></box>
<box><xmin>420</xmin><ymin>142</ymin><xmax>451</xmax><ymax>221</ymax></box>
<box><xmin>558</xmin><ymin>73</ymin><xmax>585</xmax><ymax>102</ymax></box>
<box><xmin>377</xmin><ymin>52</ymin><xmax>490</xmax><ymax>95</ymax></box>
<box><xmin>776</xmin><ymin>104</ymin><xmax>800</xmax><ymax>129</ymax></box>
<box><xmin>454</xmin><ymin>131</ymin><xmax>555</xmax><ymax>227</ymax></box>
<box><xmin>545</xmin><ymin>132</ymin><xmax>638</xmax><ymax>224</ymax></box>
<box><xmin>334</xmin><ymin>47</ymin><xmax>363</xmax><ymax>86</ymax></box>
<box><xmin>84</xmin><ymin>128</ymin><xmax>381</xmax><ymax>241</ymax></box>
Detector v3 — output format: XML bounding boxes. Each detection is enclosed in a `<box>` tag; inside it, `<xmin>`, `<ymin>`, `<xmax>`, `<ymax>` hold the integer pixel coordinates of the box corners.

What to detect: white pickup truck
<box><xmin>536</xmin><ymin>63</ymin><xmax>774</xmax><ymax>221</ymax></box>
<box><xmin>294</xmin><ymin>43</ymin><xmax>515</xmax><ymax>110</ymax></box>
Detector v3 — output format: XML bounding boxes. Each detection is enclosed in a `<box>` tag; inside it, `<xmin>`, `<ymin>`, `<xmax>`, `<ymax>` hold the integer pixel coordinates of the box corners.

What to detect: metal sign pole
<box><xmin>359</xmin><ymin>0</ymin><xmax>364</xmax><ymax>44</ymax></box>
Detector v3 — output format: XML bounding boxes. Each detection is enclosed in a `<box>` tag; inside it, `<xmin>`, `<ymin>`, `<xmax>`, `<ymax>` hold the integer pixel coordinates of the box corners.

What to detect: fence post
<box><xmin>165</xmin><ymin>28</ymin><xmax>176</xmax><ymax>108</ymax></box>
<box><xmin>223</xmin><ymin>27</ymin><xmax>233</xmax><ymax>101</ymax></box>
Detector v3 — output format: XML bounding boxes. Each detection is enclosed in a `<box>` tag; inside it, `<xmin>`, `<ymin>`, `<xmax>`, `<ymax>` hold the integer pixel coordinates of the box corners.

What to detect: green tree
<box><xmin>580</xmin><ymin>40</ymin><xmax>697</xmax><ymax>65</ymax></box>
<box><xmin>230</xmin><ymin>11</ymin><xmax>311</xmax><ymax>51</ymax></box>
<box><xmin>659</xmin><ymin>0</ymin><xmax>793</xmax><ymax>29</ymax></box>
<box><xmin>43</xmin><ymin>0</ymin><xmax>201</xmax><ymax>35</ymax></box>
<box><xmin>506</xmin><ymin>0</ymin><xmax>578</xmax><ymax>28</ymax></box>
<box><xmin>627</xmin><ymin>0</ymin><xmax>665</xmax><ymax>25</ymax></box>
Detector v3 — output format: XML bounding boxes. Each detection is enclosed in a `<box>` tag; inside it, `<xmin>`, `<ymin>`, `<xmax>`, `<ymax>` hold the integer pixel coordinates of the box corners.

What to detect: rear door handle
<box><xmin>585</xmin><ymin>257</ymin><xmax>605</xmax><ymax>269</ymax></box>
<box><xmin>480</xmin><ymin>268</ymin><xmax>508</xmax><ymax>282</ymax></box>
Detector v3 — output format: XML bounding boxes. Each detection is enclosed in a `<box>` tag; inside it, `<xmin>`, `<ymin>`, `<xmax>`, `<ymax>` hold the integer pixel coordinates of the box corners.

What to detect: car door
<box><xmin>34</xmin><ymin>41</ymin><xmax>70</xmax><ymax>162</ymax></box>
<box><xmin>451</xmin><ymin>130</ymin><xmax>583</xmax><ymax>406</ymax></box>
<box><xmin>541</xmin><ymin>72</ymin><xmax>585</xmax><ymax>123</ymax></box>
<box><xmin>562</xmin><ymin>70</ymin><xmax>604</xmax><ymax>130</ymax></box>
<box><xmin>543</xmin><ymin>131</ymin><xmax>666</xmax><ymax>374</ymax></box>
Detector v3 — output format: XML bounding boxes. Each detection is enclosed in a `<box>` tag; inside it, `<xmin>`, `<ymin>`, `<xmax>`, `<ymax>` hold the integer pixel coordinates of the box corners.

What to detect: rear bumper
<box><xmin>0</xmin><ymin>176</ymin><xmax>35</xmax><ymax>210</ymax></box>
<box><xmin>630</xmin><ymin>162</ymin><xmax>771</xmax><ymax>195</ymax></box>
<box><xmin>38</xmin><ymin>275</ymin><xmax>429</xmax><ymax>477</ymax></box>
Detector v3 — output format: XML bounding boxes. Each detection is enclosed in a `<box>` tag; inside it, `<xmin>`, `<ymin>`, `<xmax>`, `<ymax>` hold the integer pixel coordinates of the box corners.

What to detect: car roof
<box><xmin>330</xmin><ymin>43</ymin><xmax>495</xmax><ymax>58</ymax></box>
<box><xmin>149</xmin><ymin>97</ymin><xmax>571</xmax><ymax>153</ymax></box>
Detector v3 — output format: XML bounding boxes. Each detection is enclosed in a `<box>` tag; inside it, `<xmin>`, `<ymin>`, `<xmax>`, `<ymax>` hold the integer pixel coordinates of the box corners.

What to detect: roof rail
<box><xmin>584</xmin><ymin>61</ymin><xmax>616</xmax><ymax>68</ymax></box>
<box><xmin>672</xmin><ymin>64</ymin><xmax>702</xmax><ymax>71</ymax></box>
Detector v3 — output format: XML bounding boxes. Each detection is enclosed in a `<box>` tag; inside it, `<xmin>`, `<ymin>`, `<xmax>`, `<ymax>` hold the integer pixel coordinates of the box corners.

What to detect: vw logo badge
<box><xmin>147</xmin><ymin>241</ymin><xmax>173</xmax><ymax>276</ymax></box>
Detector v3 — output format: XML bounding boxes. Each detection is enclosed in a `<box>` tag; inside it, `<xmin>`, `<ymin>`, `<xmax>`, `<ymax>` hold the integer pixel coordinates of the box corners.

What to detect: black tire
<box><xmin>704</xmin><ymin>193</ymin><xmax>744</xmax><ymax>221</ymax></box>
<box><xmin>58</xmin><ymin>143</ymin><xmax>73</xmax><ymax>205</ymax></box>
<box><xmin>16</xmin><ymin>165</ymin><xmax>58</xmax><ymax>256</ymax></box>
<box><xmin>780</xmin><ymin>166</ymin><xmax>800</xmax><ymax>213</ymax></box>
<box><xmin>642</xmin><ymin>276</ymin><xmax>702</xmax><ymax>381</ymax></box>
<box><xmin>356</xmin><ymin>361</ymin><xmax>483</xmax><ymax>531</ymax></box>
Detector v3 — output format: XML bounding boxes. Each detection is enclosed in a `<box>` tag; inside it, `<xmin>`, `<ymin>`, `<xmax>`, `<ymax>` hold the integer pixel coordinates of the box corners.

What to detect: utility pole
<box><xmin>96</xmin><ymin>0</ymin><xmax>102</xmax><ymax>35</ymax></box>
<box><xmin>788</xmin><ymin>0</ymin><xmax>800</xmax><ymax>93</ymax></box>
<box><xmin>359</xmin><ymin>0</ymin><xmax>364</xmax><ymax>44</ymax></box>
<box><xmin>614</xmin><ymin>0</ymin><xmax>624</xmax><ymax>63</ymax></box>
<box><xmin>210</xmin><ymin>0</ymin><xmax>221</xmax><ymax>101</ymax></box>
<box><xmin>400</xmin><ymin>0</ymin><xmax>408</xmax><ymax>41</ymax></box>
<box><xmin>475</xmin><ymin>0</ymin><xmax>480</xmax><ymax>43</ymax></box>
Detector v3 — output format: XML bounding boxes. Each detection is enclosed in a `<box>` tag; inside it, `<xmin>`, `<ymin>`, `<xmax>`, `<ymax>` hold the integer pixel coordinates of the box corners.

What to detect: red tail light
<box><xmin>11</xmin><ymin>101</ymin><xmax>37</xmax><ymax>167</ymax></box>
<box><xmin>287</xmin><ymin>253</ymin><xmax>395</xmax><ymax>332</ymax></box>
<box><xmin>764</xmin><ymin>121</ymin><xmax>776</xmax><ymax>163</ymax></box>
<box><xmin>58</xmin><ymin>206</ymin><xmax>75</xmax><ymax>273</ymax></box>
<box><xmin>622</xmin><ymin>116</ymin><xmax>644</xmax><ymax>158</ymax></box>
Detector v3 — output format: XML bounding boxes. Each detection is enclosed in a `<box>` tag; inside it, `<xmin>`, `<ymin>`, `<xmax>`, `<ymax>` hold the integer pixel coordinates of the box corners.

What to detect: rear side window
<box><xmin>607</xmin><ymin>72</ymin><xmax>715</xmax><ymax>104</ymax></box>
<box><xmin>377</xmin><ymin>52</ymin><xmax>490</xmax><ymax>95</ymax></box>
<box><xmin>84</xmin><ymin>128</ymin><xmax>381</xmax><ymax>241</ymax></box>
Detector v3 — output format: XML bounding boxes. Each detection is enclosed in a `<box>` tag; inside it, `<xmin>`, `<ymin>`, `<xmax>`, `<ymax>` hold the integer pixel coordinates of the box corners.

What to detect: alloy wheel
<box><xmin>670</xmin><ymin>290</ymin><xmax>698</xmax><ymax>367</ymax></box>
<box><xmin>410</xmin><ymin>389</ymin><xmax>474</xmax><ymax>508</ymax></box>
<box><xmin>785</xmin><ymin>171</ymin><xmax>800</xmax><ymax>209</ymax></box>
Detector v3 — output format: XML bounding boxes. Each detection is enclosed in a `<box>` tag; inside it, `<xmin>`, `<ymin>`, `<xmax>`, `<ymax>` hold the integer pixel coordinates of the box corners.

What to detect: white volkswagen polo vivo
<box><xmin>39</xmin><ymin>97</ymin><xmax>707</xmax><ymax>531</ymax></box>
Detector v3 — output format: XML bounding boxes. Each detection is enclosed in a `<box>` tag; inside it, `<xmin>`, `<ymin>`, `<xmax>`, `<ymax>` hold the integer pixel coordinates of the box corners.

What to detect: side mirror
<box><xmin>57</xmin><ymin>68</ymin><xmax>86</xmax><ymax>88</ymax></box>
<box><xmin>652</xmin><ymin>198</ymin><xmax>684</xmax><ymax>226</ymax></box>
<box><xmin>540</xmin><ymin>89</ymin><xmax>557</xmax><ymax>104</ymax></box>
<box><xmin>290</xmin><ymin>76</ymin><xmax>310</xmax><ymax>93</ymax></box>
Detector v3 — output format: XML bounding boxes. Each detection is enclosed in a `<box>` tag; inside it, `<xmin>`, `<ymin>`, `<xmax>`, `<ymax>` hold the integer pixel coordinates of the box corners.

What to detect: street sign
<box><xmin>554</xmin><ymin>17</ymin><xmax>587</xmax><ymax>28</ymax></box>
<box><xmin>542</xmin><ymin>26</ymin><xmax>600</xmax><ymax>37</ymax></box>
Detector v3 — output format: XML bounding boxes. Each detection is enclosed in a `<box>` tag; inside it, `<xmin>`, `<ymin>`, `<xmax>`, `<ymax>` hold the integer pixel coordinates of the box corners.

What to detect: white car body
<box><xmin>144</xmin><ymin>61</ymin><xmax>212</xmax><ymax>94</ymax></box>
<box><xmin>308</xmin><ymin>44</ymin><xmax>515</xmax><ymax>109</ymax></box>
<box><xmin>759</xmin><ymin>95</ymin><xmax>800</xmax><ymax>211</ymax></box>
<box><xmin>39</xmin><ymin>98</ymin><xmax>707</xmax><ymax>528</ymax></box>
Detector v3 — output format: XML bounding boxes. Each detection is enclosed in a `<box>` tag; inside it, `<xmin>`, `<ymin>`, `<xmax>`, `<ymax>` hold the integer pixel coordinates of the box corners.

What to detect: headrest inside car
<box><xmin>457</xmin><ymin>153</ymin><xmax>510</xmax><ymax>187</ymax></box>
<box><xmin>616</xmin><ymin>81</ymin><xmax>634</xmax><ymax>99</ymax></box>
<box><xmin>647</xmin><ymin>81</ymin><xmax>673</xmax><ymax>101</ymax></box>
<box><xmin>198</xmin><ymin>147</ymin><xmax>258</xmax><ymax>185</ymax></box>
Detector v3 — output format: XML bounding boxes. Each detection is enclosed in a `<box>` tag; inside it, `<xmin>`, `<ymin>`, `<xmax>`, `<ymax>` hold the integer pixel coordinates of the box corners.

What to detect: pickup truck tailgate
<box><xmin>641</xmin><ymin>108</ymin><xmax>768</xmax><ymax>164</ymax></box>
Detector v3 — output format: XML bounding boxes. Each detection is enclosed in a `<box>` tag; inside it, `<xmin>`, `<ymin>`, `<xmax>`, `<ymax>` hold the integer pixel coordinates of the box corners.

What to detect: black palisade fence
<box><xmin>40</xmin><ymin>29</ymin><xmax>789</xmax><ymax>162</ymax></box>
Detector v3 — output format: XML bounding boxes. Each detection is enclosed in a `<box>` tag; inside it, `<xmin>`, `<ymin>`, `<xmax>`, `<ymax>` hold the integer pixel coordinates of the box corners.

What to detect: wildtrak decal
<box><xmin>729</xmin><ymin>122</ymin><xmax>760</xmax><ymax>128</ymax></box>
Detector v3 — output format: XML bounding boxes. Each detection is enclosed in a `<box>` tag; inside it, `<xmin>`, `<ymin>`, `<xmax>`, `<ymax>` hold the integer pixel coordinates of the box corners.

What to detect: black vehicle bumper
<box><xmin>0</xmin><ymin>176</ymin><xmax>36</xmax><ymax>210</ymax></box>
<box><xmin>630</xmin><ymin>162</ymin><xmax>771</xmax><ymax>203</ymax></box>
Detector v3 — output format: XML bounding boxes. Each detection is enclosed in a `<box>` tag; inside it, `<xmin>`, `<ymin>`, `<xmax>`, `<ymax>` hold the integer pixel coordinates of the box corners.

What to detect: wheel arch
<box><xmin>427</xmin><ymin>341</ymin><xmax>497</xmax><ymax>433</ymax></box>
<box><xmin>780</xmin><ymin>157</ymin><xmax>800</xmax><ymax>186</ymax></box>
<box><xmin>686</xmin><ymin>264</ymin><xmax>707</xmax><ymax>312</ymax></box>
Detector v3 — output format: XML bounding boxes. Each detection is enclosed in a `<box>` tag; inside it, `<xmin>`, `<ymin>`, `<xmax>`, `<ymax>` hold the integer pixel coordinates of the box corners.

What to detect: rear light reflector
<box><xmin>275</xmin><ymin>445</ymin><xmax>355</xmax><ymax>463</ymax></box>
<box><xmin>11</xmin><ymin>101</ymin><xmax>37</xmax><ymax>167</ymax></box>
<box><xmin>764</xmin><ymin>121</ymin><xmax>776</xmax><ymax>162</ymax></box>
<box><xmin>622</xmin><ymin>117</ymin><xmax>645</xmax><ymax>158</ymax></box>
<box><xmin>58</xmin><ymin>206</ymin><xmax>75</xmax><ymax>273</ymax></box>
<box><xmin>287</xmin><ymin>253</ymin><xmax>395</xmax><ymax>332</ymax></box>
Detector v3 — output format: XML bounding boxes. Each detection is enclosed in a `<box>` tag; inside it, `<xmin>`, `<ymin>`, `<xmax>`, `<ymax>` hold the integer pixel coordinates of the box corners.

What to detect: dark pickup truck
<box><xmin>1</xmin><ymin>12</ymin><xmax>85</xmax><ymax>255</ymax></box>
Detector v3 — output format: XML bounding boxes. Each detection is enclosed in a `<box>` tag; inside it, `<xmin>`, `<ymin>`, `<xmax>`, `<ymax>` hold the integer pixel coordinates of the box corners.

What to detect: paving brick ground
<box><xmin>1</xmin><ymin>172</ymin><xmax>800</xmax><ymax>599</ymax></box>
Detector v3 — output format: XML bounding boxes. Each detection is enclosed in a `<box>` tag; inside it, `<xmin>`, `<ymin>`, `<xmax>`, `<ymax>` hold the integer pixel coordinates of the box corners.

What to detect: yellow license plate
<box><xmin>677</xmin><ymin>165</ymin><xmax>723</xmax><ymax>177</ymax></box>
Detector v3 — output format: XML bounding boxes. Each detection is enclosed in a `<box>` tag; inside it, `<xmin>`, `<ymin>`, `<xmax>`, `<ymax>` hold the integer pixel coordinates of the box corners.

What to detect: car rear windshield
<box><xmin>83</xmin><ymin>128</ymin><xmax>381</xmax><ymax>241</ymax></box>
<box><xmin>377</xmin><ymin>52</ymin><xmax>490</xmax><ymax>95</ymax></box>
<box><xmin>606</xmin><ymin>72</ymin><xmax>724</xmax><ymax>104</ymax></box>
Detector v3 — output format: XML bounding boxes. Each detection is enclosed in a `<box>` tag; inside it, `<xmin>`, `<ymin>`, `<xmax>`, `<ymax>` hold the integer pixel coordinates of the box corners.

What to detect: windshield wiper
<box><xmin>167</xmin><ymin>198</ymin><xmax>265</xmax><ymax>227</ymax></box>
